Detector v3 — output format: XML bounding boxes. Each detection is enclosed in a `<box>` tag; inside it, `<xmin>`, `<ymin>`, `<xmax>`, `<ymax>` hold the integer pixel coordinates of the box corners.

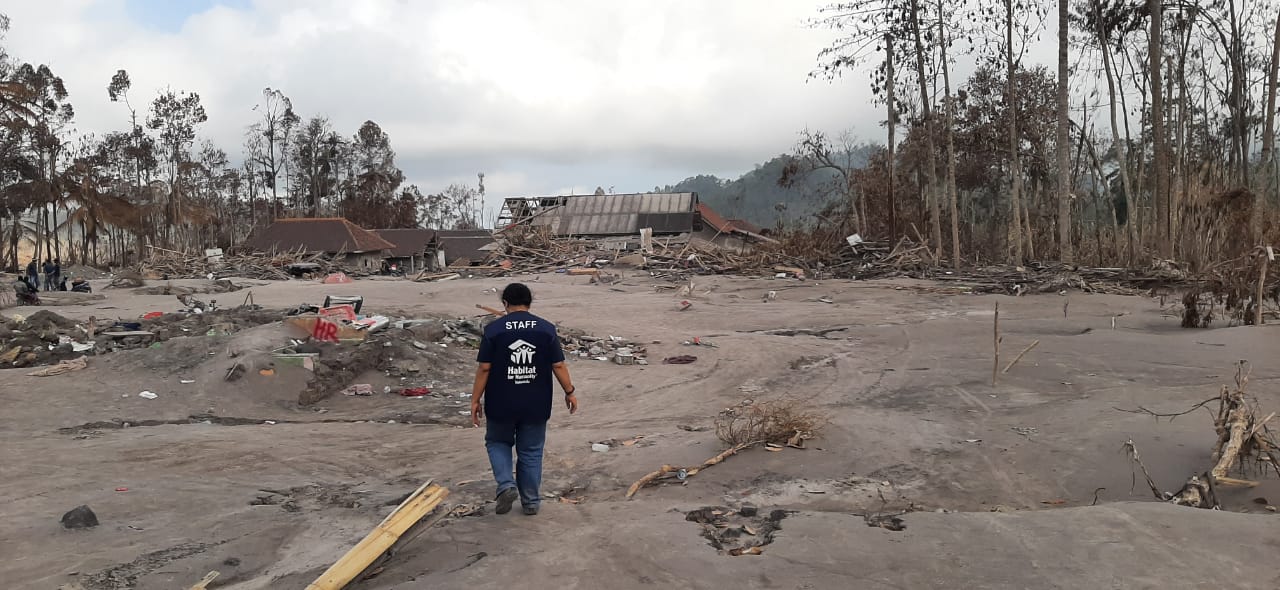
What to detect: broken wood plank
<box><xmin>305</xmin><ymin>482</ymin><xmax>449</xmax><ymax>590</ymax></box>
<box><xmin>189</xmin><ymin>571</ymin><xmax>219</xmax><ymax>590</ymax></box>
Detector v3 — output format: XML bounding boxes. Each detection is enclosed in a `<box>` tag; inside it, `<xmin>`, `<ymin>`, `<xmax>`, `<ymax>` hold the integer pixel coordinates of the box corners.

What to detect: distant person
<box><xmin>25</xmin><ymin>259</ymin><xmax>37</xmax><ymax>289</ymax></box>
<box><xmin>470</xmin><ymin>283</ymin><xmax>577</xmax><ymax>516</ymax></box>
<box><xmin>52</xmin><ymin>259</ymin><xmax>61</xmax><ymax>290</ymax></box>
<box><xmin>57</xmin><ymin>274</ymin><xmax>68</xmax><ymax>291</ymax></box>
<box><xmin>41</xmin><ymin>259</ymin><xmax>54</xmax><ymax>291</ymax></box>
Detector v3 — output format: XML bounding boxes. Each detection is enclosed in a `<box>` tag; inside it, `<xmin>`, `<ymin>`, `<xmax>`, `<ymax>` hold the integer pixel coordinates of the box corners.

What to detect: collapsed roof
<box><xmin>498</xmin><ymin>193</ymin><xmax>700</xmax><ymax>236</ymax></box>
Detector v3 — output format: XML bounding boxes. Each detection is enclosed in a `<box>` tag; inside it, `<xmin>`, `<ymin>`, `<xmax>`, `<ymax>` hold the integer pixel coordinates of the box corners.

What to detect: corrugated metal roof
<box><xmin>504</xmin><ymin>193</ymin><xmax>697</xmax><ymax>236</ymax></box>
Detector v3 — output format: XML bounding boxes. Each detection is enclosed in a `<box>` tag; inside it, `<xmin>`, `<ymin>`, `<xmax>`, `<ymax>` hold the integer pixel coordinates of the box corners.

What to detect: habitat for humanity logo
<box><xmin>508</xmin><ymin>339</ymin><xmax>538</xmax><ymax>384</ymax></box>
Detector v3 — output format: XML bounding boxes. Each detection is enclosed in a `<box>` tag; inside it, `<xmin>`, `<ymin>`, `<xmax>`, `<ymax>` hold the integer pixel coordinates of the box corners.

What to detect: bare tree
<box><xmin>1056</xmin><ymin>0</ymin><xmax>1073</xmax><ymax>262</ymax></box>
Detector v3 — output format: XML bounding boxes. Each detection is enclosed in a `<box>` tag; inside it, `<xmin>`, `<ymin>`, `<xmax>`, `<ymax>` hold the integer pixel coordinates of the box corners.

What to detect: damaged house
<box><xmin>243</xmin><ymin>218</ymin><xmax>395</xmax><ymax>270</ymax></box>
<box><xmin>497</xmin><ymin>192</ymin><xmax>769</xmax><ymax>251</ymax></box>
<box><xmin>373</xmin><ymin>228</ymin><xmax>436</xmax><ymax>274</ymax></box>
<box><xmin>370</xmin><ymin>228</ymin><xmax>500</xmax><ymax>272</ymax></box>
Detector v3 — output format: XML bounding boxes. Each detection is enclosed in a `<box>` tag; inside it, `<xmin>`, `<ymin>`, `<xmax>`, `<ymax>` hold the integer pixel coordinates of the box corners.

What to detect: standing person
<box><xmin>25</xmin><ymin>259</ymin><xmax>38</xmax><ymax>289</ymax></box>
<box><xmin>52</xmin><ymin>259</ymin><xmax>61</xmax><ymax>291</ymax></box>
<box><xmin>41</xmin><ymin>259</ymin><xmax>54</xmax><ymax>291</ymax></box>
<box><xmin>471</xmin><ymin>283</ymin><xmax>578</xmax><ymax>516</ymax></box>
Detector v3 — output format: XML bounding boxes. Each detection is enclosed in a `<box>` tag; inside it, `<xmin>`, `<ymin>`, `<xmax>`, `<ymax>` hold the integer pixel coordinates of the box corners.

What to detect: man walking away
<box><xmin>41</xmin><ymin>259</ymin><xmax>54</xmax><ymax>291</ymax></box>
<box><xmin>471</xmin><ymin>283</ymin><xmax>577</xmax><ymax>516</ymax></box>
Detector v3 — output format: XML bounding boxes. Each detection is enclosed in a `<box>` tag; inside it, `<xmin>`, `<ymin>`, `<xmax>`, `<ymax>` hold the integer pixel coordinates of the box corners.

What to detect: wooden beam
<box><xmin>305</xmin><ymin>482</ymin><xmax>449</xmax><ymax>590</ymax></box>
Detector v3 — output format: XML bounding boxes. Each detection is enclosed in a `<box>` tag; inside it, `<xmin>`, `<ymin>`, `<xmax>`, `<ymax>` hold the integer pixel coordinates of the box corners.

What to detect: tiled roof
<box><xmin>696</xmin><ymin>203</ymin><xmax>731</xmax><ymax>233</ymax></box>
<box><xmin>244</xmin><ymin>218</ymin><xmax>395</xmax><ymax>254</ymax></box>
<box><xmin>374</xmin><ymin>228</ymin><xmax>437</xmax><ymax>257</ymax></box>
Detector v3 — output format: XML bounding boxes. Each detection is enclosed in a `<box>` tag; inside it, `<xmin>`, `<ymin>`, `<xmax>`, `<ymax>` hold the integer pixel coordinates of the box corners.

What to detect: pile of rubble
<box><xmin>560</xmin><ymin>329</ymin><xmax>648</xmax><ymax>365</ymax></box>
<box><xmin>0</xmin><ymin>307</ymin><xmax>282</xmax><ymax>369</ymax></box>
<box><xmin>136</xmin><ymin>248</ymin><xmax>370</xmax><ymax>281</ymax></box>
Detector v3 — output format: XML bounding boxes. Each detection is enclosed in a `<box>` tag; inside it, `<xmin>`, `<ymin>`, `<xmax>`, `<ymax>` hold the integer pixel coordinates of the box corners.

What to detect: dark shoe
<box><xmin>495</xmin><ymin>488</ymin><xmax>519</xmax><ymax>515</ymax></box>
<box><xmin>522</xmin><ymin>505</ymin><xmax>539</xmax><ymax>516</ymax></box>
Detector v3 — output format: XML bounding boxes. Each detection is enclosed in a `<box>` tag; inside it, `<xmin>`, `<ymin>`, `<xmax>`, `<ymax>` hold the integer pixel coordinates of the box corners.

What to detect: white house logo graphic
<box><xmin>509</xmin><ymin>339</ymin><xmax>537</xmax><ymax>364</ymax></box>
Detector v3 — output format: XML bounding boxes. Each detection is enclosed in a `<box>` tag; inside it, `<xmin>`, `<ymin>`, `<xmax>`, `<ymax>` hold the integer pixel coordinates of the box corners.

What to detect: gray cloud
<box><xmin>6</xmin><ymin>0</ymin><xmax>1061</xmax><ymax>211</ymax></box>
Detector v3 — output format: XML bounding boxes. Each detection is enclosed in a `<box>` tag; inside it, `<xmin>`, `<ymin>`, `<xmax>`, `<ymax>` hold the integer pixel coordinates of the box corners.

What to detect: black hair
<box><xmin>502</xmin><ymin>283</ymin><xmax>533</xmax><ymax>307</ymax></box>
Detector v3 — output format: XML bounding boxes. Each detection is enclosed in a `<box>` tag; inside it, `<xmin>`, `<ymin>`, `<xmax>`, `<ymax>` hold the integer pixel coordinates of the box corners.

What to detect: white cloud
<box><xmin>5</xmin><ymin>0</ymin><xmax>1062</xmax><ymax>204</ymax></box>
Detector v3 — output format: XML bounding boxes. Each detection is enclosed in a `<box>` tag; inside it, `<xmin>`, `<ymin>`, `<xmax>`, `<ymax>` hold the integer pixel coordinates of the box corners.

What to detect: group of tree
<box><xmin>0</xmin><ymin>13</ymin><xmax>481</xmax><ymax>270</ymax></box>
<box><xmin>660</xmin><ymin>144</ymin><xmax>876</xmax><ymax>226</ymax></box>
<box><xmin>786</xmin><ymin>0</ymin><xmax>1279</xmax><ymax>270</ymax></box>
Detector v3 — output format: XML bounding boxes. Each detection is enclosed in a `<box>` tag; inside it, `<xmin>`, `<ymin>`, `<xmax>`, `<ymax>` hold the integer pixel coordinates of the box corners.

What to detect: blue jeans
<box><xmin>485</xmin><ymin>419</ymin><xmax>547</xmax><ymax>509</ymax></box>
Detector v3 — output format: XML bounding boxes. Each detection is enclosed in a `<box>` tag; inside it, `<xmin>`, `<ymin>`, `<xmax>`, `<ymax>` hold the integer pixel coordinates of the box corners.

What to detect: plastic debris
<box><xmin>138</xmin><ymin>391</ymin><xmax>158</xmax><ymax>400</ymax></box>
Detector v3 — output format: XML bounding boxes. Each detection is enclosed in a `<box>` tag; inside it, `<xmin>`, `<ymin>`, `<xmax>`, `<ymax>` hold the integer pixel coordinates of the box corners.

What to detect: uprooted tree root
<box><xmin>714</xmin><ymin>398</ymin><xmax>826</xmax><ymax>447</ymax></box>
<box><xmin>1120</xmin><ymin>361</ymin><xmax>1278</xmax><ymax>508</ymax></box>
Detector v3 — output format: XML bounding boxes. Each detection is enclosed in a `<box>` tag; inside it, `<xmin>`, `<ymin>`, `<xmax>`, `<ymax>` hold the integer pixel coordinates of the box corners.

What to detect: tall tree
<box><xmin>1148</xmin><ymin>0</ymin><xmax>1169</xmax><ymax>257</ymax></box>
<box><xmin>249</xmin><ymin>87</ymin><xmax>298</xmax><ymax>216</ymax></box>
<box><xmin>938</xmin><ymin>0</ymin><xmax>963</xmax><ymax>268</ymax></box>
<box><xmin>146</xmin><ymin>88</ymin><xmax>207</xmax><ymax>244</ymax></box>
<box><xmin>1056</xmin><ymin>0</ymin><xmax>1073</xmax><ymax>262</ymax></box>
<box><xmin>291</xmin><ymin>116</ymin><xmax>334</xmax><ymax>217</ymax></box>
<box><xmin>907</xmin><ymin>0</ymin><xmax>943</xmax><ymax>262</ymax></box>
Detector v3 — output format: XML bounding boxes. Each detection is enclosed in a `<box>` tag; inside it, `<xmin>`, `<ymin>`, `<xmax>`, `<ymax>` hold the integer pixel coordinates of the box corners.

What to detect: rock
<box><xmin>61</xmin><ymin>505</ymin><xmax>99</xmax><ymax>529</ymax></box>
<box><xmin>738</xmin><ymin>504</ymin><xmax>758</xmax><ymax>518</ymax></box>
<box><xmin>406</xmin><ymin>322</ymin><xmax>447</xmax><ymax>343</ymax></box>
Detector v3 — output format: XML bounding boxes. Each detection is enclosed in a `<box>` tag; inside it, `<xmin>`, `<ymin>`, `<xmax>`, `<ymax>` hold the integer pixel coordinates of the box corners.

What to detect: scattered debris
<box><xmin>662</xmin><ymin>355</ymin><xmax>697</xmax><ymax>365</ymax></box>
<box><xmin>342</xmin><ymin>384</ymin><xmax>374</xmax><ymax>397</ymax></box>
<box><xmin>685</xmin><ymin>506</ymin><xmax>789</xmax><ymax>556</ymax></box>
<box><xmin>26</xmin><ymin>356</ymin><xmax>88</xmax><ymax>377</ymax></box>
<box><xmin>864</xmin><ymin>512</ymin><xmax>907</xmax><ymax>531</ymax></box>
<box><xmin>138</xmin><ymin>391</ymin><xmax>158</xmax><ymax>400</ymax></box>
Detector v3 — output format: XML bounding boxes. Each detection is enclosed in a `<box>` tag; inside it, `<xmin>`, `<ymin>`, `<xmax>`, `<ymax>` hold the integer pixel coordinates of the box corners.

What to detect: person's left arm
<box><xmin>549</xmin><ymin>326</ymin><xmax>577</xmax><ymax>414</ymax></box>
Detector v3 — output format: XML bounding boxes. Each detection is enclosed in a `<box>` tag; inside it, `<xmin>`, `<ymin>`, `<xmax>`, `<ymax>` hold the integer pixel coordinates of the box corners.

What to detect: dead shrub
<box><xmin>715</xmin><ymin>398</ymin><xmax>826</xmax><ymax>446</ymax></box>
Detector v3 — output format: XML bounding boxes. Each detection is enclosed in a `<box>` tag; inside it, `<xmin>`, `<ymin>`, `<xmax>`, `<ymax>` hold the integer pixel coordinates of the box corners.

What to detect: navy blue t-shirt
<box><xmin>476</xmin><ymin>311</ymin><xmax>565</xmax><ymax>422</ymax></box>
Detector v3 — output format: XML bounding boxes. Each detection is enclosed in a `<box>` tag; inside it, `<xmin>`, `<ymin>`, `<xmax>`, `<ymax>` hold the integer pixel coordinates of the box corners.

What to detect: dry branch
<box><xmin>1001</xmin><ymin>339</ymin><xmax>1040</xmax><ymax>374</ymax></box>
<box><xmin>625</xmin><ymin>441</ymin><xmax>761</xmax><ymax>499</ymax></box>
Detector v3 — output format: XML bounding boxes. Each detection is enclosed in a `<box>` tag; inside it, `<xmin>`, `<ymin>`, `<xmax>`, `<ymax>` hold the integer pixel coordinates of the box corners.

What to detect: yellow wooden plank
<box><xmin>189</xmin><ymin>570</ymin><xmax>219</xmax><ymax>589</ymax></box>
<box><xmin>305</xmin><ymin>484</ymin><xmax>449</xmax><ymax>590</ymax></box>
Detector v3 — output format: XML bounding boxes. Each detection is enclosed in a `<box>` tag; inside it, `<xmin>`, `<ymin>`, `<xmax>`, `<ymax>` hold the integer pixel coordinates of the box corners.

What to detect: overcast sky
<box><xmin>5</xmin><ymin>0</ymin><xmax>1059</xmax><ymax>207</ymax></box>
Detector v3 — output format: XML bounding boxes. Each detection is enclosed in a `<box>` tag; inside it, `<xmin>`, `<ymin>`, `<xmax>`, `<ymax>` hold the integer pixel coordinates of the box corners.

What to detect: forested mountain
<box><xmin>658</xmin><ymin>146</ymin><xmax>875</xmax><ymax>229</ymax></box>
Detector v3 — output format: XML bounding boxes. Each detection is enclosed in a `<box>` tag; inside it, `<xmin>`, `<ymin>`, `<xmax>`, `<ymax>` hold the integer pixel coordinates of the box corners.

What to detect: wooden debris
<box><xmin>305</xmin><ymin>481</ymin><xmax>449</xmax><ymax>590</ymax></box>
<box><xmin>189</xmin><ymin>571</ymin><xmax>219</xmax><ymax>590</ymax></box>
<box><xmin>26</xmin><ymin>356</ymin><xmax>88</xmax><ymax>377</ymax></box>
<box><xmin>136</xmin><ymin>246</ymin><xmax>364</xmax><ymax>281</ymax></box>
<box><xmin>625</xmin><ymin>441</ymin><xmax>760</xmax><ymax>499</ymax></box>
<box><xmin>1001</xmin><ymin>339</ymin><xmax>1040</xmax><ymax>374</ymax></box>
<box><xmin>1120</xmin><ymin>361</ymin><xmax>1279</xmax><ymax>508</ymax></box>
<box><xmin>992</xmin><ymin>303</ymin><xmax>1000</xmax><ymax>386</ymax></box>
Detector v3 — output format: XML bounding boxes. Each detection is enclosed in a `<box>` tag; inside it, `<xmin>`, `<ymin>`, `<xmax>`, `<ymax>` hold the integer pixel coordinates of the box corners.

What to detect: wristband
<box><xmin>564</xmin><ymin>387</ymin><xmax>575</xmax><ymax>395</ymax></box>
